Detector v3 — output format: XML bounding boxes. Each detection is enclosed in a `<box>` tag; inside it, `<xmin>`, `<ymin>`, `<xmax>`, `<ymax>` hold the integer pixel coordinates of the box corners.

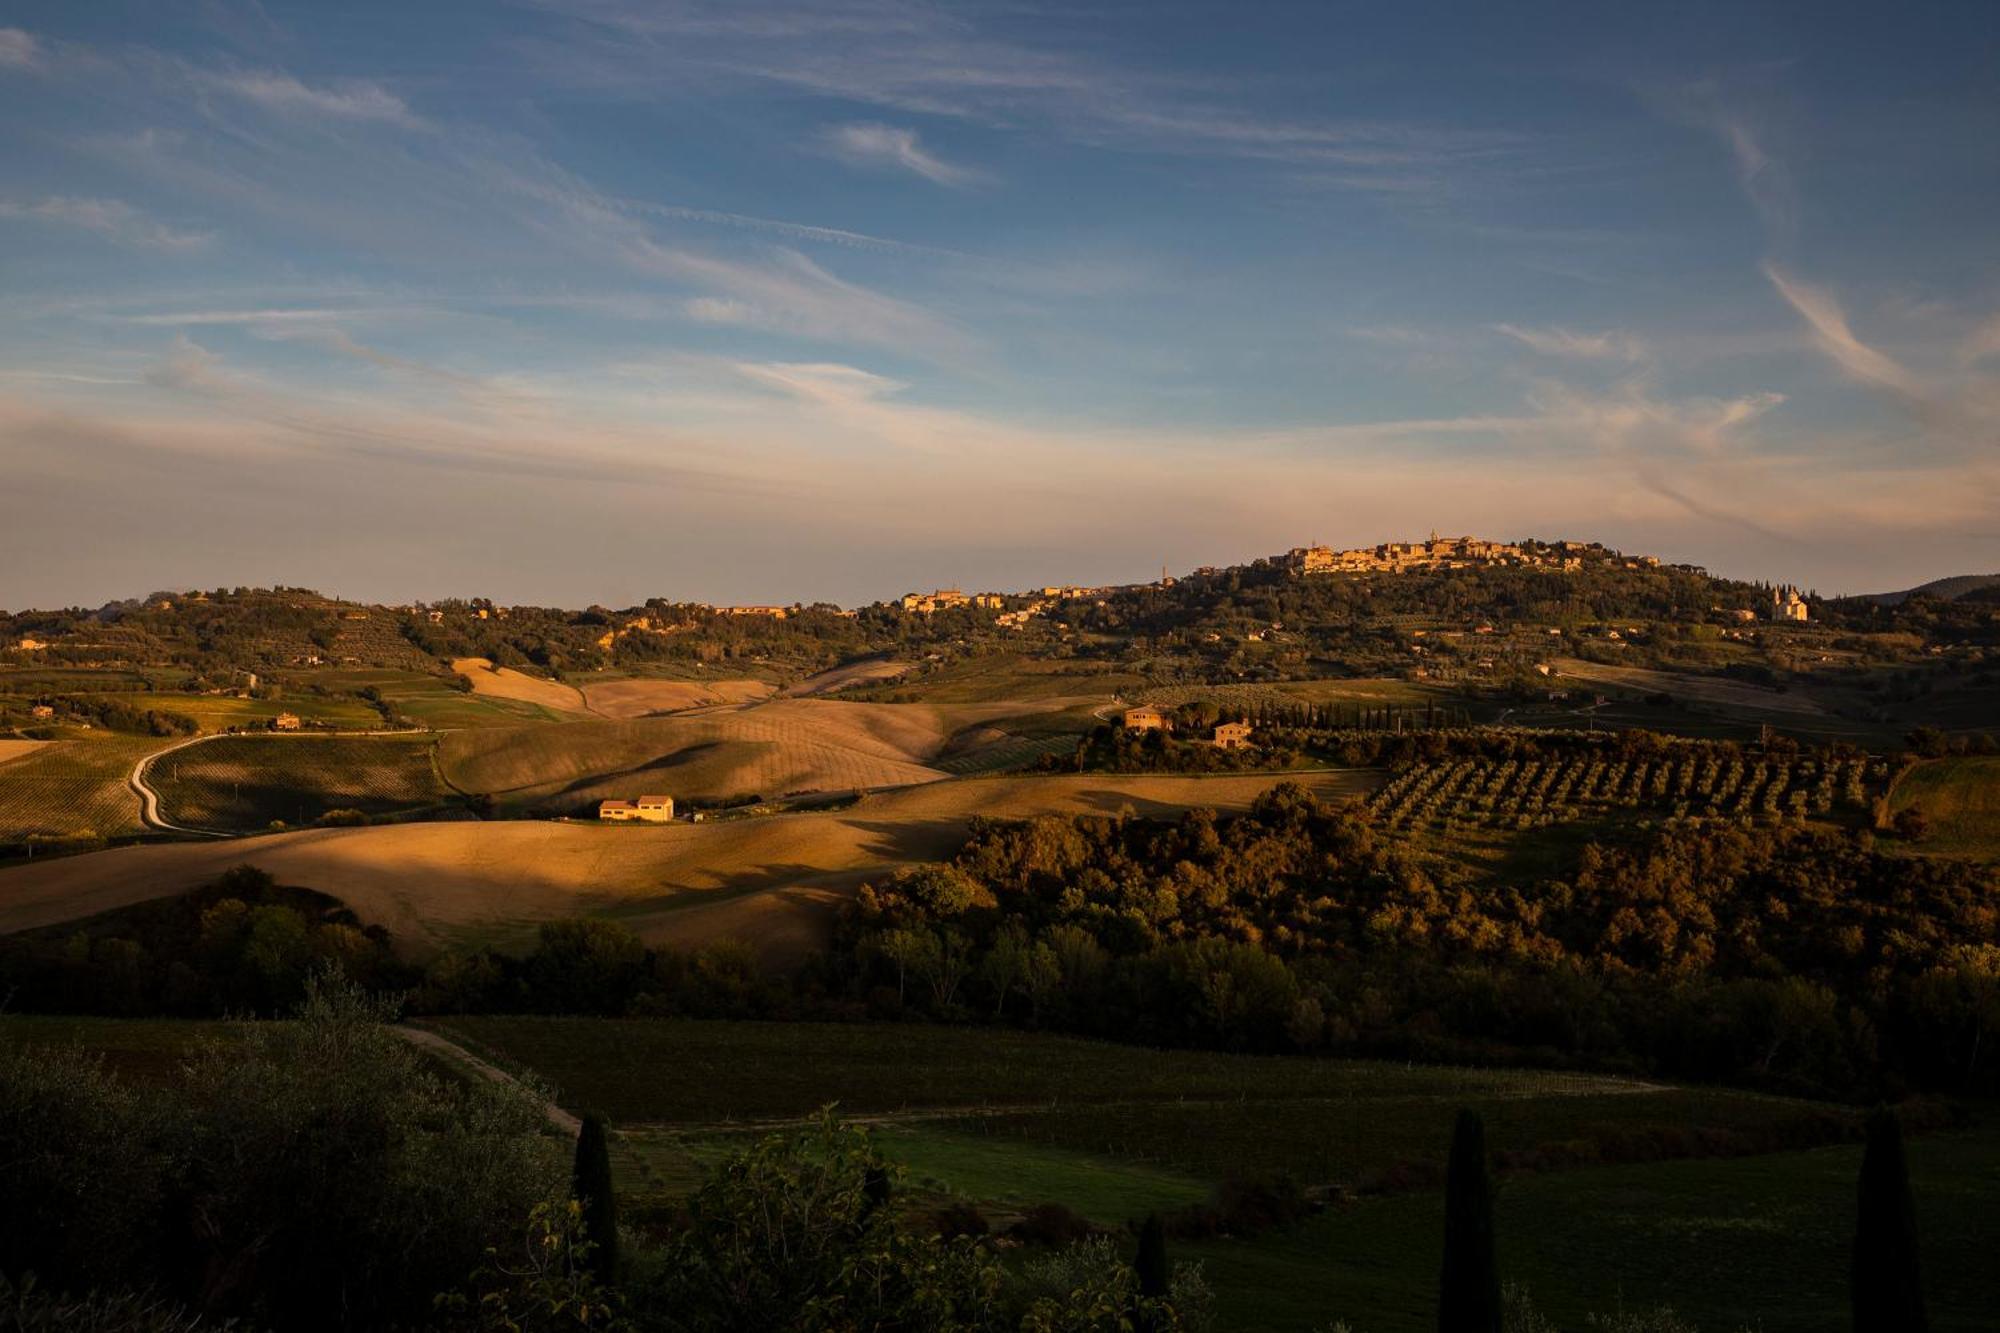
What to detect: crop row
<box><xmin>1368</xmin><ymin>749</ymin><xmax>1881</xmax><ymax>834</ymax></box>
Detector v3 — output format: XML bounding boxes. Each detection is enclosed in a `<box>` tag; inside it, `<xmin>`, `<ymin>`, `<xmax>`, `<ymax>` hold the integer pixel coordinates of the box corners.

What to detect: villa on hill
<box><xmin>600</xmin><ymin>795</ymin><xmax>675</xmax><ymax>823</ymax></box>
<box><xmin>1123</xmin><ymin>706</ymin><xmax>1169</xmax><ymax>732</ymax></box>
<box><xmin>1213</xmin><ymin>720</ymin><xmax>1254</xmax><ymax>750</ymax></box>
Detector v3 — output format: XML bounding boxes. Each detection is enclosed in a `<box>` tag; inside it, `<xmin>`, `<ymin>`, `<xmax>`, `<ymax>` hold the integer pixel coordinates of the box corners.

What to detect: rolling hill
<box><xmin>0</xmin><ymin>769</ymin><xmax>1380</xmax><ymax>962</ymax></box>
<box><xmin>1856</xmin><ymin>573</ymin><xmax>2000</xmax><ymax>606</ymax></box>
<box><xmin>434</xmin><ymin>697</ymin><xmax>1093</xmax><ymax>812</ymax></box>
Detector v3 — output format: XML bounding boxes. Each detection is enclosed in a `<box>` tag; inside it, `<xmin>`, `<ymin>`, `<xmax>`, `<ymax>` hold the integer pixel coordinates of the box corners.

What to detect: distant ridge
<box><xmin>1853</xmin><ymin>573</ymin><xmax>2000</xmax><ymax>607</ymax></box>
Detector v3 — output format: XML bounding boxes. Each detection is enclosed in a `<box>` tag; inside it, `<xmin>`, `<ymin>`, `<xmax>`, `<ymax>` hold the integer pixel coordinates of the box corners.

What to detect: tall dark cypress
<box><xmin>1853</xmin><ymin>1107</ymin><xmax>1928</xmax><ymax>1333</ymax></box>
<box><xmin>1438</xmin><ymin>1109</ymin><xmax>1500</xmax><ymax>1333</ymax></box>
<box><xmin>571</xmin><ymin>1113</ymin><xmax>619</xmax><ymax>1284</ymax></box>
<box><xmin>1135</xmin><ymin>1212</ymin><xmax>1169</xmax><ymax>1299</ymax></box>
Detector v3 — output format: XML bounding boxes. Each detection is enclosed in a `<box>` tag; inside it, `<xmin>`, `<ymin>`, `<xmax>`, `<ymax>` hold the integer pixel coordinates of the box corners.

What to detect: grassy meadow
<box><xmin>1888</xmin><ymin>755</ymin><xmax>2000</xmax><ymax>859</ymax></box>
<box><xmin>6</xmin><ymin>1008</ymin><xmax>1995</xmax><ymax>1330</ymax></box>
<box><xmin>100</xmin><ymin>690</ymin><xmax>385</xmax><ymax>732</ymax></box>
<box><xmin>424</xmin><ymin>1016</ymin><xmax>1996</xmax><ymax>1332</ymax></box>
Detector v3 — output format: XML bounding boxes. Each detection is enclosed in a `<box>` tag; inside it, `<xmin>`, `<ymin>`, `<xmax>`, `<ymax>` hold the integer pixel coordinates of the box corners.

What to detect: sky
<box><xmin>2</xmin><ymin>0</ymin><xmax>1996</xmax><ymax>610</ymax></box>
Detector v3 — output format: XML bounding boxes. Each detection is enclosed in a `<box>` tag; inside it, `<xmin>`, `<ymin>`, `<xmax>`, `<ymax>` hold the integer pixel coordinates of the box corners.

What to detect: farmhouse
<box><xmin>599</xmin><ymin>794</ymin><xmax>675</xmax><ymax>823</ymax></box>
<box><xmin>29</xmin><ymin>704</ymin><xmax>54</xmax><ymax>719</ymax></box>
<box><xmin>1123</xmin><ymin>706</ymin><xmax>1169</xmax><ymax>732</ymax></box>
<box><xmin>16</xmin><ymin>637</ymin><xmax>47</xmax><ymax>651</ymax></box>
<box><xmin>1213</xmin><ymin>721</ymin><xmax>1254</xmax><ymax>750</ymax></box>
<box><xmin>271</xmin><ymin>712</ymin><xmax>302</xmax><ymax>731</ymax></box>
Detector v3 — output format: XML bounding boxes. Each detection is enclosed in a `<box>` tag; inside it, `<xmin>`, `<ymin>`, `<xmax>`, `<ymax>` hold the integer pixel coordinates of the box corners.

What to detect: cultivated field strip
<box><xmin>1370</xmin><ymin>747</ymin><xmax>1884</xmax><ymax>834</ymax></box>
<box><xmin>0</xmin><ymin>734</ymin><xmax>161</xmax><ymax>841</ymax></box>
<box><xmin>151</xmin><ymin>734</ymin><xmax>447</xmax><ymax>832</ymax></box>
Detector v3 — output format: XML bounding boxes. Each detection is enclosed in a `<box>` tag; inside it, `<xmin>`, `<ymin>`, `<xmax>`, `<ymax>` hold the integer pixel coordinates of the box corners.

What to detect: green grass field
<box><xmin>14</xmin><ymin>1014</ymin><xmax>1995</xmax><ymax>1329</ymax></box>
<box><xmin>99</xmin><ymin>691</ymin><xmax>384</xmax><ymax>732</ymax></box>
<box><xmin>150</xmin><ymin>733</ymin><xmax>450</xmax><ymax>831</ymax></box>
<box><xmin>1180</xmin><ymin>1128</ymin><xmax>1999</xmax><ymax>1332</ymax></box>
<box><xmin>0</xmin><ymin>1015</ymin><xmax>237</xmax><ymax>1082</ymax></box>
<box><xmin>314</xmin><ymin>667</ymin><xmax>579</xmax><ymax>728</ymax></box>
<box><xmin>0</xmin><ymin>731</ymin><xmax>162</xmax><ymax>841</ymax></box>
<box><xmin>428</xmin><ymin>1017</ymin><xmax>1994</xmax><ymax>1331</ymax></box>
<box><xmin>1888</xmin><ymin>756</ymin><xmax>2000</xmax><ymax>859</ymax></box>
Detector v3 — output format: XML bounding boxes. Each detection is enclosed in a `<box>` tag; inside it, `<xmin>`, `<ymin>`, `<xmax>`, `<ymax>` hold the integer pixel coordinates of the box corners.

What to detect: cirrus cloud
<box><xmin>823</xmin><ymin>122</ymin><xmax>984</xmax><ymax>186</ymax></box>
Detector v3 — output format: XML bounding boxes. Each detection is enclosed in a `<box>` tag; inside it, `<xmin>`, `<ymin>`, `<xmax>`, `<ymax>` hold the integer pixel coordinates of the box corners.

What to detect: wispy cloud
<box><xmin>1655</xmin><ymin>75</ymin><xmax>1797</xmax><ymax>241</ymax></box>
<box><xmin>1494</xmin><ymin>323</ymin><xmax>1648</xmax><ymax>362</ymax></box>
<box><xmin>0</xmin><ymin>27</ymin><xmax>37</xmax><ymax>69</ymax></box>
<box><xmin>114</xmin><ymin>307</ymin><xmax>393</xmax><ymax>327</ymax></box>
<box><xmin>823</xmin><ymin>122</ymin><xmax>983</xmax><ymax>186</ymax></box>
<box><xmin>1760</xmin><ymin>265</ymin><xmax>1920</xmax><ymax>397</ymax></box>
<box><xmin>0</xmin><ymin>196</ymin><xmax>212</xmax><ymax>250</ymax></box>
<box><xmin>205</xmin><ymin>69</ymin><xmax>423</xmax><ymax>127</ymax></box>
<box><xmin>484</xmin><ymin>154</ymin><xmax>978</xmax><ymax>360</ymax></box>
<box><xmin>527</xmin><ymin>0</ymin><xmax>1522</xmax><ymax>197</ymax></box>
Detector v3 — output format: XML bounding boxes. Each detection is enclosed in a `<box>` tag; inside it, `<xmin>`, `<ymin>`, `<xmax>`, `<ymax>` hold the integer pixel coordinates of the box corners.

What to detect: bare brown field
<box><xmin>450</xmin><ymin>657</ymin><xmax>591</xmax><ymax>715</ymax></box>
<box><xmin>0</xmin><ymin>739</ymin><xmax>48</xmax><ymax>766</ymax></box>
<box><xmin>436</xmin><ymin>698</ymin><xmax>1080</xmax><ymax>810</ymax></box>
<box><xmin>1551</xmin><ymin>657</ymin><xmax>1829</xmax><ymax>717</ymax></box>
<box><xmin>785</xmin><ymin>658</ymin><xmax>913</xmax><ymax>696</ymax></box>
<box><xmin>580</xmin><ymin>677</ymin><xmax>774</xmax><ymax>718</ymax></box>
<box><xmin>0</xmin><ymin>769</ymin><xmax>1379</xmax><ymax>963</ymax></box>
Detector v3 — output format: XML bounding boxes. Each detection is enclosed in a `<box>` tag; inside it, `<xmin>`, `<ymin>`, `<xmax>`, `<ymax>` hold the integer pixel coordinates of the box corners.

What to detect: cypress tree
<box><xmin>861</xmin><ymin>1164</ymin><xmax>892</xmax><ymax>1222</ymax></box>
<box><xmin>571</xmin><ymin>1113</ymin><xmax>619</xmax><ymax>1284</ymax></box>
<box><xmin>1438</xmin><ymin>1109</ymin><xmax>1500</xmax><ymax>1333</ymax></box>
<box><xmin>1853</xmin><ymin>1107</ymin><xmax>1928</xmax><ymax>1332</ymax></box>
<box><xmin>1135</xmin><ymin>1212</ymin><xmax>1169</xmax><ymax>1298</ymax></box>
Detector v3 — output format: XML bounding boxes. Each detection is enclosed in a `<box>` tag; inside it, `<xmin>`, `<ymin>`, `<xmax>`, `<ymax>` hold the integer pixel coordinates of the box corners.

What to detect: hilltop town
<box><xmin>1286</xmin><ymin>533</ymin><xmax>1663</xmax><ymax>576</ymax></box>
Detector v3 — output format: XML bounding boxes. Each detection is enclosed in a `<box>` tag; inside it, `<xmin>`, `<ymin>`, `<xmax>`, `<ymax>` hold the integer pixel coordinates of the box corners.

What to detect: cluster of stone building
<box><xmin>899</xmin><ymin>589</ymin><xmax>1005</xmax><ymax>613</ymax></box>
<box><xmin>1286</xmin><ymin>534</ymin><xmax>1660</xmax><ymax>576</ymax></box>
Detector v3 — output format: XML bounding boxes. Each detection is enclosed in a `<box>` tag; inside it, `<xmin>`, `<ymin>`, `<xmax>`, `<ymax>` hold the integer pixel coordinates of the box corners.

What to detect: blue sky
<box><xmin>2</xmin><ymin>0</ymin><xmax>1995</xmax><ymax>608</ymax></box>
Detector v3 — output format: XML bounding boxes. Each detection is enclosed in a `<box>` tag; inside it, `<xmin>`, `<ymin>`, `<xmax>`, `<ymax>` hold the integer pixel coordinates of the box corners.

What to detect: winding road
<box><xmin>128</xmin><ymin>728</ymin><xmax>433</xmax><ymax>839</ymax></box>
<box><xmin>128</xmin><ymin>735</ymin><xmax>229</xmax><ymax>837</ymax></box>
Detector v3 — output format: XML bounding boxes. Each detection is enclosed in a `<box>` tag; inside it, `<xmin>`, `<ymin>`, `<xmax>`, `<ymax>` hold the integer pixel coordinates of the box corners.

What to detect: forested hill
<box><xmin>0</xmin><ymin>543</ymin><xmax>1991</xmax><ymax>685</ymax></box>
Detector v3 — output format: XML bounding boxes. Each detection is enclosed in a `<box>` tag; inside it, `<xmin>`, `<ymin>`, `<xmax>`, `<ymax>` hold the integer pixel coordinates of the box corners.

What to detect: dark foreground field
<box><xmin>427</xmin><ymin>1017</ymin><xmax>1999</xmax><ymax>1333</ymax></box>
<box><xmin>13</xmin><ymin>1014</ymin><xmax>1994</xmax><ymax>1331</ymax></box>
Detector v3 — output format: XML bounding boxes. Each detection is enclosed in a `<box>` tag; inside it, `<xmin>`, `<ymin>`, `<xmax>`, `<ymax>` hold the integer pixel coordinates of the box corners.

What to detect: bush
<box><xmin>636</xmin><ymin>1112</ymin><xmax>1003</xmax><ymax>1331</ymax></box>
<box><xmin>0</xmin><ymin>1042</ymin><xmax>167</xmax><ymax>1294</ymax></box>
<box><xmin>1163</xmin><ymin>1173</ymin><xmax>1311</xmax><ymax>1239</ymax></box>
<box><xmin>1007</xmin><ymin>1202</ymin><xmax>1100</xmax><ymax>1250</ymax></box>
<box><xmin>1009</xmin><ymin>1237</ymin><xmax>1213</xmax><ymax>1332</ymax></box>
<box><xmin>930</xmin><ymin>1201</ymin><xmax>992</xmax><ymax>1240</ymax></box>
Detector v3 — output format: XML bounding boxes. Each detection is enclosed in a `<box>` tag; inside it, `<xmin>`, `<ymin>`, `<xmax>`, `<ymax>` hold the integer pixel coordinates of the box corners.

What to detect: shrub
<box><xmin>930</xmin><ymin>1201</ymin><xmax>991</xmax><ymax>1240</ymax></box>
<box><xmin>1007</xmin><ymin>1202</ymin><xmax>1100</xmax><ymax>1250</ymax></box>
<box><xmin>0</xmin><ymin>1043</ymin><xmax>168</xmax><ymax>1294</ymax></box>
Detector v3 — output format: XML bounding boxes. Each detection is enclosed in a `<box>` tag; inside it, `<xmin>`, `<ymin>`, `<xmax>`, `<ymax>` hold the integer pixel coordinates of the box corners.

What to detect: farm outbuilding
<box><xmin>1213</xmin><ymin>721</ymin><xmax>1254</xmax><ymax>750</ymax></box>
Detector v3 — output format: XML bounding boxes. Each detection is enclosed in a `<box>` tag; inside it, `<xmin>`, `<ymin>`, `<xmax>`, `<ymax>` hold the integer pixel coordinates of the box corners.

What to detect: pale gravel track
<box><xmin>395</xmin><ymin>1024</ymin><xmax>580</xmax><ymax>1137</ymax></box>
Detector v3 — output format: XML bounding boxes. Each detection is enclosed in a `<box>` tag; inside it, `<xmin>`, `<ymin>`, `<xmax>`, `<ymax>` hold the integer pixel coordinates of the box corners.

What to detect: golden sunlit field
<box><xmin>0</xmin><ymin>768</ymin><xmax>1378</xmax><ymax>959</ymax></box>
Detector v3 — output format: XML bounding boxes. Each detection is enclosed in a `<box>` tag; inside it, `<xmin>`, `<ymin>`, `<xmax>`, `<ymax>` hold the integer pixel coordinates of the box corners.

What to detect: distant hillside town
<box><xmin>1286</xmin><ymin>533</ymin><xmax>1661</xmax><ymax>576</ymax></box>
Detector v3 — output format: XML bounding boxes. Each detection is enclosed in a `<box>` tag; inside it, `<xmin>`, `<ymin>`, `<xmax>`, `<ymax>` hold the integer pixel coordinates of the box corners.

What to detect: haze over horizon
<box><xmin>3</xmin><ymin>1</ymin><xmax>1997</xmax><ymax>609</ymax></box>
